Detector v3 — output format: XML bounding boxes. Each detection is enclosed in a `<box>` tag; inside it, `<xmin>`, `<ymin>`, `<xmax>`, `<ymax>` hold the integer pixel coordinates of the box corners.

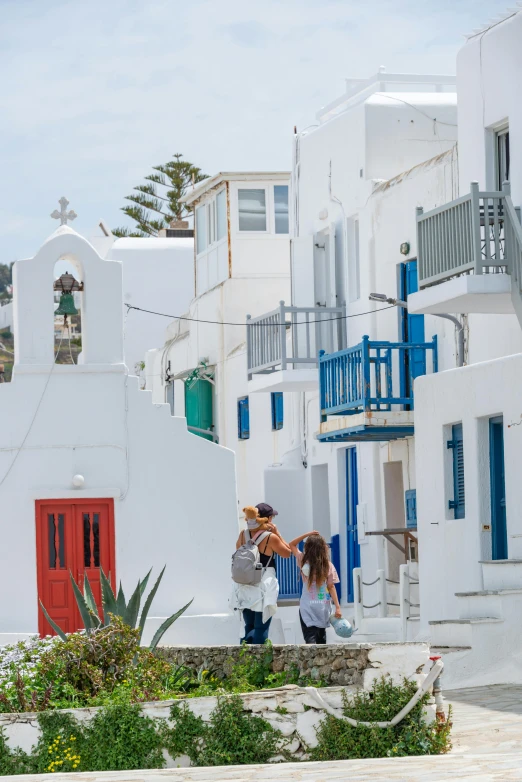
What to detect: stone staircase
<box><xmin>429</xmin><ymin>560</ymin><xmax>522</xmax><ymax>688</ymax></box>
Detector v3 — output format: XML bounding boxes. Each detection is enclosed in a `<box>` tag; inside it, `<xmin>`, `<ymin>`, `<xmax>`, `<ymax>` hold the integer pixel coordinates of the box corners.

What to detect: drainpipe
<box><xmin>369</xmin><ymin>295</ymin><xmax>464</xmax><ymax>368</ymax></box>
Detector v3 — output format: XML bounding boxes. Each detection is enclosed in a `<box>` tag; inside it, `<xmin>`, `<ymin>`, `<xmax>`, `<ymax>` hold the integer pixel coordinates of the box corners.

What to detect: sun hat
<box><xmin>256</xmin><ymin>502</ymin><xmax>278</xmax><ymax>518</ymax></box>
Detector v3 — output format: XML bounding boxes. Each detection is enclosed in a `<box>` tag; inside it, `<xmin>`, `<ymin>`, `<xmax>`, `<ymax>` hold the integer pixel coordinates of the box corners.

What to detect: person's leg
<box><xmin>242</xmin><ymin>609</ymin><xmax>256</xmax><ymax>644</ymax></box>
<box><xmin>300</xmin><ymin>611</ymin><xmax>320</xmax><ymax>644</ymax></box>
<box><xmin>247</xmin><ymin>611</ymin><xmax>272</xmax><ymax>644</ymax></box>
<box><xmin>316</xmin><ymin>627</ymin><xmax>327</xmax><ymax>644</ymax></box>
<box><xmin>252</xmin><ymin>611</ymin><xmax>272</xmax><ymax>644</ymax></box>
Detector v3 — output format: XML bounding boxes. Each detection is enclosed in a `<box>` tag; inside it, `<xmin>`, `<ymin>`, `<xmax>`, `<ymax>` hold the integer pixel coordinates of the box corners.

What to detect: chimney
<box><xmin>165</xmin><ymin>218</ymin><xmax>194</xmax><ymax>239</ymax></box>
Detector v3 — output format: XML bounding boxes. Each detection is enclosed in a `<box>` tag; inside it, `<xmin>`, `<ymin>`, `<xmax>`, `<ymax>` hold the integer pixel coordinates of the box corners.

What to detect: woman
<box><xmin>231</xmin><ymin>503</ymin><xmax>291</xmax><ymax>644</ymax></box>
<box><xmin>289</xmin><ymin>531</ymin><xmax>342</xmax><ymax>644</ymax></box>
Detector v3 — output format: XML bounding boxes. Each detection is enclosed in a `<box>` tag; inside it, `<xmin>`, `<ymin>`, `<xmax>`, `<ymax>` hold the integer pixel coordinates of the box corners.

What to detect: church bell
<box><xmin>55</xmin><ymin>292</ymin><xmax>78</xmax><ymax>317</ymax></box>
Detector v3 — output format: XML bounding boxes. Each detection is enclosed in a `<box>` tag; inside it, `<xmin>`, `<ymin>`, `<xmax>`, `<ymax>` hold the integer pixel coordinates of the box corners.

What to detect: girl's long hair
<box><xmin>301</xmin><ymin>534</ymin><xmax>330</xmax><ymax>586</ymax></box>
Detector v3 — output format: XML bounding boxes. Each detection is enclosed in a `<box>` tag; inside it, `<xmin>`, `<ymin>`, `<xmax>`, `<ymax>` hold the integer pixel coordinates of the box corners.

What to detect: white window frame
<box><xmin>237</xmin><ymin>186</ymin><xmax>269</xmax><ymax>234</ymax></box>
<box><xmin>234</xmin><ymin>183</ymin><xmax>290</xmax><ymax>236</ymax></box>
<box><xmin>196</xmin><ymin>188</ymin><xmax>228</xmax><ymax>258</ymax></box>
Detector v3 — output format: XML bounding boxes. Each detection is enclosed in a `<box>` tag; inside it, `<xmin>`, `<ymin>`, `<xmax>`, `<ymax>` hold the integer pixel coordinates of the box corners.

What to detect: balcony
<box><xmin>317</xmin><ymin>336</ymin><xmax>438</xmax><ymax>442</ymax></box>
<box><xmin>247</xmin><ymin>301</ymin><xmax>346</xmax><ymax>393</ymax></box>
<box><xmin>408</xmin><ymin>182</ymin><xmax>521</xmax><ymax>317</ymax></box>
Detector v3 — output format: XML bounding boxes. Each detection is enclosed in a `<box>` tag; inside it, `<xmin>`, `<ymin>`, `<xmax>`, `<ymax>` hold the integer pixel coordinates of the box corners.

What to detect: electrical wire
<box><xmin>125</xmin><ymin>303</ymin><xmax>395</xmax><ymax>326</ymax></box>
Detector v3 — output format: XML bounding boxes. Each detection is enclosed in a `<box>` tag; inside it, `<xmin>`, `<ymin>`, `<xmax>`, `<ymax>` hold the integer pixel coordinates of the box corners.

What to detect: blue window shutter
<box><xmin>238</xmin><ymin>397</ymin><xmax>250</xmax><ymax>440</ymax></box>
<box><xmin>405</xmin><ymin>489</ymin><xmax>417</xmax><ymax>528</ymax></box>
<box><xmin>448</xmin><ymin>423</ymin><xmax>465</xmax><ymax>518</ymax></box>
<box><xmin>271</xmin><ymin>392</ymin><xmax>284</xmax><ymax>430</ymax></box>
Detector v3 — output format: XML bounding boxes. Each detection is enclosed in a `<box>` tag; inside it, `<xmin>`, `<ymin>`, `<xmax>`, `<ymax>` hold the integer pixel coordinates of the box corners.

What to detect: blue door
<box><xmin>490</xmin><ymin>417</ymin><xmax>507</xmax><ymax>560</ymax></box>
<box><xmin>400</xmin><ymin>260</ymin><xmax>426</xmax><ymax>398</ymax></box>
<box><xmin>346</xmin><ymin>447</ymin><xmax>360</xmax><ymax>603</ymax></box>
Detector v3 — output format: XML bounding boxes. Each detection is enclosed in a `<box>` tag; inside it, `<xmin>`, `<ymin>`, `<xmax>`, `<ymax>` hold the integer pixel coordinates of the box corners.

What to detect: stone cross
<box><xmin>51</xmin><ymin>197</ymin><xmax>77</xmax><ymax>226</ymax></box>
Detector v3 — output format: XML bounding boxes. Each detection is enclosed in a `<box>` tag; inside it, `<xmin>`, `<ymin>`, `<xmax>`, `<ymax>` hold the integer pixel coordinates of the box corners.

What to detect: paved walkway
<box><xmin>10</xmin><ymin>685</ymin><xmax>522</xmax><ymax>781</ymax></box>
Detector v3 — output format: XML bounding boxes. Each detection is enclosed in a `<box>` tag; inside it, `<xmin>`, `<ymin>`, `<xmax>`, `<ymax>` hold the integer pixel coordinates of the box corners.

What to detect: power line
<box><xmin>125</xmin><ymin>303</ymin><xmax>396</xmax><ymax>327</ymax></box>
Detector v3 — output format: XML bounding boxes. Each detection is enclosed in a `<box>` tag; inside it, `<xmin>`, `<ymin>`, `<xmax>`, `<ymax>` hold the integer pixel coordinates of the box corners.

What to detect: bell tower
<box><xmin>13</xmin><ymin>210</ymin><xmax>124</xmax><ymax>368</ymax></box>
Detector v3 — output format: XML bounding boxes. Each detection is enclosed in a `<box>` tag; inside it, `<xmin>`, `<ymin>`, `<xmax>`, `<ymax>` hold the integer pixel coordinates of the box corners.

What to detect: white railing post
<box><xmin>470</xmin><ymin>181</ymin><xmax>482</xmax><ymax>275</ymax></box>
<box><xmin>353</xmin><ymin>567</ymin><xmax>363</xmax><ymax>629</ymax></box>
<box><xmin>416</xmin><ymin>206</ymin><xmax>425</xmax><ymax>285</ymax></box>
<box><xmin>246</xmin><ymin>314</ymin><xmax>252</xmax><ymax>380</ymax></box>
<box><xmin>279</xmin><ymin>301</ymin><xmax>287</xmax><ymax>370</ymax></box>
<box><xmin>377</xmin><ymin>569</ymin><xmax>386</xmax><ymax>618</ymax></box>
<box><xmin>399</xmin><ymin>563</ymin><xmax>410</xmax><ymax>642</ymax></box>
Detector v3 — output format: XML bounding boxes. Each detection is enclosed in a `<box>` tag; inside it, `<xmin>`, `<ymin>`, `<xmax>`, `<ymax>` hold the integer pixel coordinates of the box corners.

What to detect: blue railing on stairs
<box><xmin>319</xmin><ymin>335</ymin><xmax>438</xmax><ymax>420</ymax></box>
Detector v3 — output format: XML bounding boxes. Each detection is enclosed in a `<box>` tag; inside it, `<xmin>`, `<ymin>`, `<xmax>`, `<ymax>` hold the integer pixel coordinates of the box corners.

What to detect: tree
<box><xmin>113</xmin><ymin>153</ymin><xmax>208</xmax><ymax>238</ymax></box>
<box><xmin>0</xmin><ymin>263</ymin><xmax>13</xmax><ymax>299</ymax></box>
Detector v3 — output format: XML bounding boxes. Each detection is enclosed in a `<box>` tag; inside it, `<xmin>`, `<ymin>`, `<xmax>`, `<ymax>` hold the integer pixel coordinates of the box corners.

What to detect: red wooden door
<box><xmin>36</xmin><ymin>499</ymin><xmax>115</xmax><ymax>637</ymax></box>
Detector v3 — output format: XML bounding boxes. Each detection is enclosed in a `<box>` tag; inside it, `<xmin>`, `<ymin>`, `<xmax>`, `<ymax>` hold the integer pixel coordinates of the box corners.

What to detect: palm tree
<box><xmin>113</xmin><ymin>153</ymin><xmax>207</xmax><ymax>238</ymax></box>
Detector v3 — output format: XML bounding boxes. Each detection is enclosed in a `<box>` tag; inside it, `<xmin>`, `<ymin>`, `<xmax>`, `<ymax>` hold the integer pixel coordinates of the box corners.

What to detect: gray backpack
<box><xmin>231</xmin><ymin>530</ymin><xmax>272</xmax><ymax>585</ymax></box>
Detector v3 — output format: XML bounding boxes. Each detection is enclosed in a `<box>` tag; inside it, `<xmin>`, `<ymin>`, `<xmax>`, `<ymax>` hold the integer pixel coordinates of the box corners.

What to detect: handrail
<box><xmin>319</xmin><ymin>336</ymin><xmax>438</xmax><ymax>420</ymax></box>
<box><xmin>416</xmin><ymin>181</ymin><xmax>511</xmax><ymax>288</ymax></box>
<box><xmin>247</xmin><ymin>300</ymin><xmax>347</xmax><ymax>378</ymax></box>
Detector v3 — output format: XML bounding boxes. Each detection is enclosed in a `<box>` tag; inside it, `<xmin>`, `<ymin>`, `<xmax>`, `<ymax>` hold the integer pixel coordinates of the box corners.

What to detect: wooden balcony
<box><xmin>317</xmin><ymin>336</ymin><xmax>438</xmax><ymax>442</ymax></box>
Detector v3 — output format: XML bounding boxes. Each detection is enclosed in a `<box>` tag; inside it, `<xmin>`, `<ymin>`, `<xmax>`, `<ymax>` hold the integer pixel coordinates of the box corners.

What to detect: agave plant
<box><xmin>40</xmin><ymin>566</ymin><xmax>193</xmax><ymax>651</ymax></box>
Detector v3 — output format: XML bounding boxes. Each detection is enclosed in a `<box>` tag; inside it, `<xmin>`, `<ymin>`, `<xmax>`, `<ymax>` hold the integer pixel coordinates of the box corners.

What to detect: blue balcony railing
<box><xmin>276</xmin><ymin>555</ymin><xmax>302</xmax><ymax>601</ymax></box>
<box><xmin>319</xmin><ymin>335</ymin><xmax>438</xmax><ymax>421</ymax></box>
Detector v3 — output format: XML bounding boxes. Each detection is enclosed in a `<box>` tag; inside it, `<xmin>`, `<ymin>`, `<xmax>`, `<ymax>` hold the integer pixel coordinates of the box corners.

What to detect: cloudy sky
<box><xmin>0</xmin><ymin>0</ymin><xmax>511</xmax><ymax>261</ymax></box>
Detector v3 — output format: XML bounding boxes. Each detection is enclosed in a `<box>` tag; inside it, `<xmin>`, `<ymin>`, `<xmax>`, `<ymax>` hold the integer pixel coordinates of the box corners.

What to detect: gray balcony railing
<box><xmin>416</xmin><ymin>181</ymin><xmax>522</xmax><ymax>289</ymax></box>
<box><xmin>247</xmin><ymin>301</ymin><xmax>347</xmax><ymax>378</ymax></box>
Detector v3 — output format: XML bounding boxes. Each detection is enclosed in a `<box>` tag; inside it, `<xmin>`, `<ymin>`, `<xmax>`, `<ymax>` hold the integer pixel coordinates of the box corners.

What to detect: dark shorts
<box><xmin>300</xmin><ymin>611</ymin><xmax>327</xmax><ymax>644</ymax></box>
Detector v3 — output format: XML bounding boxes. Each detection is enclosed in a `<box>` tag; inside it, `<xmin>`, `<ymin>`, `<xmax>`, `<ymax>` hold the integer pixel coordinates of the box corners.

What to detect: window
<box><xmin>448</xmin><ymin>423</ymin><xmax>465</xmax><ymax>518</ymax></box>
<box><xmin>237</xmin><ymin>396</ymin><xmax>250</xmax><ymax>439</ymax></box>
<box><xmin>166</xmin><ymin>381</ymin><xmax>174</xmax><ymax>415</ymax></box>
<box><xmin>238</xmin><ymin>189</ymin><xmax>266</xmax><ymax>231</ymax></box>
<box><xmin>271</xmin><ymin>392</ymin><xmax>284</xmax><ymax>430</ymax></box>
<box><xmin>207</xmin><ymin>201</ymin><xmax>215</xmax><ymax>245</ymax></box>
<box><xmin>216</xmin><ymin>189</ymin><xmax>227</xmax><ymax>240</ymax></box>
<box><xmin>196</xmin><ymin>205</ymin><xmax>207</xmax><ymax>254</ymax></box>
<box><xmin>347</xmin><ymin>216</ymin><xmax>360</xmax><ymax>302</ymax></box>
<box><xmin>496</xmin><ymin>127</ymin><xmax>510</xmax><ymax>190</ymax></box>
<box><xmin>274</xmin><ymin>185</ymin><xmax>289</xmax><ymax>234</ymax></box>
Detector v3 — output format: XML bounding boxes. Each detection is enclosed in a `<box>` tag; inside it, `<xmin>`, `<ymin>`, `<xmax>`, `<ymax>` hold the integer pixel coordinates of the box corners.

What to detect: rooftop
<box><xmin>181</xmin><ymin>171</ymin><xmax>290</xmax><ymax>207</ymax></box>
<box><xmin>316</xmin><ymin>67</ymin><xmax>456</xmax><ymax>124</ymax></box>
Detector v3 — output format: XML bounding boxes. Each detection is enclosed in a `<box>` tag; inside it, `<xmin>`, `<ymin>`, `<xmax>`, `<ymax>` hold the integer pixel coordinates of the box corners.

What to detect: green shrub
<box><xmin>167</xmin><ymin>695</ymin><xmax>288</xmax><ymax>767</ymax></box>
<box><xmin>0</xmin><ymin>727</ymin><xmax>31</xmax><ymax>776</ymax></box>
<box><xmin>83</xmin><ymin>702</ymin><xmax>165</xmax><ymax>771</ymax></box>
<box><xmin>309</xmin><ymin>676</ymin><xmax>452</xmax><ymax>761</ymax></box>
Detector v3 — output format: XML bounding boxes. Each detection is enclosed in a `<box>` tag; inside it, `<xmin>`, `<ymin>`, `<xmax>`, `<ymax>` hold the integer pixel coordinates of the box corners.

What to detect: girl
<box><xmin>231</xmin><ymin>504</ymin><xmax>291</xmax><ymax>644</ymax></box>
<box><xmin>289</xmin><ymin>531</ymin><xmax>342</xmax><ymax>644</ymax></box>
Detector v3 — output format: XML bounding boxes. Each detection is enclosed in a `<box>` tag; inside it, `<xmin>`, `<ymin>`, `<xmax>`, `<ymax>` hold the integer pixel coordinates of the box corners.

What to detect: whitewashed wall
<box><xmin>107</xmin><ymin>237</ymin><xmax>194</xmax><ymax>376</ymax></box>
<box><xmin>0</xmin><ymin>227</ymin><xmax>239</xmax><ymax>642</ymax></box>
<box><xmin>415</xmin><ymin>352</ymin><xmax>522</xmax><ymax>631</ymax></box>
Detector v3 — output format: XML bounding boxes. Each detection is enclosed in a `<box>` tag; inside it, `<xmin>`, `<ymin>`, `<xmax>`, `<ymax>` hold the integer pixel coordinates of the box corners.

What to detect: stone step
<box><xmin>481</xmin><ymin>559</ymin><xmax>522</xmax><ymax>590</ymax></box>
<box><xmin>429</xmin><ymin>617</ymin><xmax>503</xmax><ymax>647</ymax></box>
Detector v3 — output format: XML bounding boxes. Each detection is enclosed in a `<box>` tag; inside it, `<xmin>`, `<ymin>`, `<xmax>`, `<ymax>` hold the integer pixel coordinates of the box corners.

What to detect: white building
<box><xmin>0</xmin><ymin>225</ymin><xmax>239</xmax><ymax>646</ymax></box>
<box><xmin>408</xmin><ymin>10</ymin><xmax>522</xmax><ymax>686</ymax></box>
<box><xmin>247</xmin><ymin>70</ymin><xmax>459</xmax><ymax>631</ymax></box>
<box><xmin>89</xmin><ymin>220</ymin><xmax>195</xmax><ymax>380</ymax></box>
<box><xmin>146</xmin><ymin>172</ymin><xmax>293</xmax><ymax>512</ymax></box>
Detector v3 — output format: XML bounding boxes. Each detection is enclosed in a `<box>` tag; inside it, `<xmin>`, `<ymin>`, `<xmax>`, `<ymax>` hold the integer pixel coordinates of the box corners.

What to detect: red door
<box><xmin>36</xmin><ymin>499</ymin><xmax>115</xmax><ymax>637</ymax></box>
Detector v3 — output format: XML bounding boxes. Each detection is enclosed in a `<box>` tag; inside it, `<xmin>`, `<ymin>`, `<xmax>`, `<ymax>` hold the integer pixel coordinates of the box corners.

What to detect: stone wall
<box><xmin>0</xmin><ymin>643</ymin><xmax>432</xmax><ymax>767</ymax></box>
<box><xmin>156</xmin><ymin>642</ymin><xmax>429</xmax><ymax>688</ymax></box>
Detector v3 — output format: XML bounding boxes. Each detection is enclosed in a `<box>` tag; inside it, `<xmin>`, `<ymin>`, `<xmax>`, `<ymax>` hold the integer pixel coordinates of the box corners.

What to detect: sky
<box><xmin>0</xmin><ymin>0</ymin><xmax>513</xmax><ymax>262</ymax></box>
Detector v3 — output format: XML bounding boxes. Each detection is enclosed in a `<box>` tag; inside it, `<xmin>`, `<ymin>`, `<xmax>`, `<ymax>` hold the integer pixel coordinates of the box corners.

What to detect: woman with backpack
<box><xmin>289</xmin><ymin>531</ymin><xmax>342</xmax><ymax>644</ymax></box>
<box><xmin>230</xmin><ymin>503</ymin><xmax>291</xmax><ymax>644</ymax></box>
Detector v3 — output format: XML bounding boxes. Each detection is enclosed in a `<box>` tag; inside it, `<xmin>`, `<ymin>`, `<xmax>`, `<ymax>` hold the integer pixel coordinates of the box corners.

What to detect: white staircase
<box><xmin>429</xmin><ymin>560</ymin><xmax>522</xmax><ymax>688</ymax></box>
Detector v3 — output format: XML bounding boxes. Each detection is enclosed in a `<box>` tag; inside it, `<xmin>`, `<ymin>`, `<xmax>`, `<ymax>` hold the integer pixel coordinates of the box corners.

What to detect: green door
<box><xmin>185</xmin><ymin>379</ymin><xmax>214</xmax><ymax>440</ymax></box>
<box><xmin>184</xmin><ymin>379</ymin><xmax>214</xmax><ymax>441</ymax></box>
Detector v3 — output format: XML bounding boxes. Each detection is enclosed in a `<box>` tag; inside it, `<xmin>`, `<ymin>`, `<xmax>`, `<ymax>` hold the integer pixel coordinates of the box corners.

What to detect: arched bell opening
<box><xmin>53</xmin><ymin>259</ymin><xmax>83</xmax><ymax>365</ymax></box>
